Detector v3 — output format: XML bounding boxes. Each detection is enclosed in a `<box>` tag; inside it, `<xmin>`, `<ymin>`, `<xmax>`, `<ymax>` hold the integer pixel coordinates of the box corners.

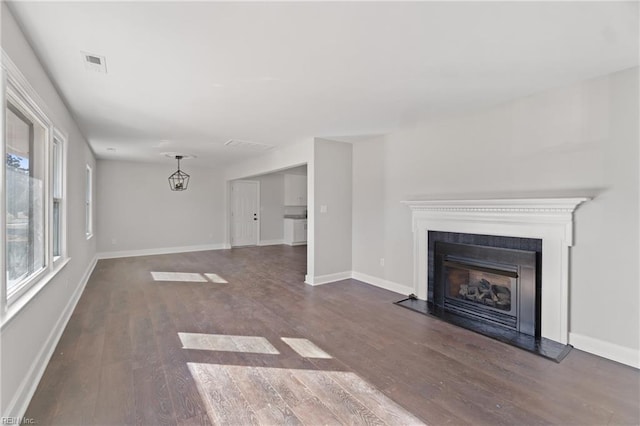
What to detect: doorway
<box><xmin>230</xmin><ymin>180</ymin><xmax>260</xmax><ymax>247</ymax></box>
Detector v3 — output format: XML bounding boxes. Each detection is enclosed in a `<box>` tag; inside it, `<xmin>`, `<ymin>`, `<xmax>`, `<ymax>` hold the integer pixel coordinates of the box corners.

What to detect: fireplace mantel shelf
<box><xmin>402</xmin><ymin>198</ymin><xmax>589</xmax><ymax>213</ymax></box>
<box><xmin>403</xmin><ymin>197</ymin><xmax>589</xmax><ymax>345</ymax></box>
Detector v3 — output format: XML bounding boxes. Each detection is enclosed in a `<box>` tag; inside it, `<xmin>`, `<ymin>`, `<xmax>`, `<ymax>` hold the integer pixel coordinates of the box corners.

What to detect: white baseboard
<box><xmin>305</xmin><ymin>271</ymin><xmax>352</xmax><ymax>286</ymax></box>
<box><xmin>97</xmin><ymin>243</ymin><xmax>227</xmax><ymax>259</ymax></box>
<box><xmin>303</xmin><ymin>270</ymin><xmax>412</xmax><ymax>294</ymax></box>
<box><xmin>258</xmin><ymin>239</ymin><xmax>284</xmax><ymax>246</ymax></box>
<box><xmin>569</xmin><ymin>332</ymin><xmax>639</xmax><ymax>369</ymax></box>
<box><xmin>3</xmin><ymin>255</ymin><xmax>98</xmax><ymax>419</ymax></box>
<box><xmin>285</xmin><ymin>242</ymin><xmax>307</xmax><ymax>246</ymax></box>
<box><xmin>351</xmin><ymin>271</ymin><xmax>412</xmax><ymax>295</ymax></box>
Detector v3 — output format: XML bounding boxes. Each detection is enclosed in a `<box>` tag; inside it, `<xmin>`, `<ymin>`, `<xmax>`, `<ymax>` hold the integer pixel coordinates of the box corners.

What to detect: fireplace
<box><xmin>432</xmin><ymin>236</ymin><xmax>539</xmax><ymax>338</ymax></box>
<box><xmin>398</xmin><ymin>198</ymin><xmax>588</xmax><ymax>362</ymax></box>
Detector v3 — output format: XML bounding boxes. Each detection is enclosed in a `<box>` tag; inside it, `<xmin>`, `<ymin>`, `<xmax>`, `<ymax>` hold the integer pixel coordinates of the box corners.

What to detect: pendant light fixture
<box><xmin>168</xmin><ymin>155</ymin><xmax>190</xmax><ymax>191</ymax></box>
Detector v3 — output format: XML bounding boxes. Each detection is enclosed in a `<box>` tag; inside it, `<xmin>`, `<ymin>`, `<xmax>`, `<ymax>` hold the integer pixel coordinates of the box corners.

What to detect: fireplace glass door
<box><xmin>444</xmin><ymin>260</ymin><xmax>517</xmax><ymax>315</ymax></box>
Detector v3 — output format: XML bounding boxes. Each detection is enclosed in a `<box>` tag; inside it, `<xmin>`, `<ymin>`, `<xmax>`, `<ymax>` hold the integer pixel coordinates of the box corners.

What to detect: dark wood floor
<box><xmin>26</xmin><ymin>245</ymin><xmax>640</xmax><ymax>425</ymax></box>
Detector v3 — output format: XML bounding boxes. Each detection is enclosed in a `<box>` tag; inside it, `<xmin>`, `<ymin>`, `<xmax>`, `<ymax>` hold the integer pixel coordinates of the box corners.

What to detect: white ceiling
<box><xmin>7</xmin><ymin>1</ymin><xmax>639</xmax><ymax>167</ymax></box>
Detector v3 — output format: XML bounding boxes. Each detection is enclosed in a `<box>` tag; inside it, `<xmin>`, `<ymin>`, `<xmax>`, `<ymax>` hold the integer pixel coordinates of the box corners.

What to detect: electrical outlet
<box><xmin>111</xmin><ymin>238</ymin><xmax>117</xmax><ymax>245</ymax></box>
<box><xmin>380</xmin><ymin>258</ymin><xmax>385</xmax><ymax>267</ymax></box>
<box><xmin>320</xmin><ymin>205</ymin><xmax>328</xmax><ymax>213</ymax></box>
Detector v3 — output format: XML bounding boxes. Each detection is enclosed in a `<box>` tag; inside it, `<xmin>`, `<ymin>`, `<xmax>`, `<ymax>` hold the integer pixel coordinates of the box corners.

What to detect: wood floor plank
<box><xmin>257</xmin><ymin>366</ymin><xmax>345</xmax><ymax>425</ymax></box>
<box><xmin>384</xmin><ymin>384</ymin><xmax>469</xmax><ymax>426</ymax></box>
<box><xmin>51</xmin><ymin>329</ymin><xmax>104</xmax><ymax>425</ymax></box>
<box><xmin>101</xmin><ymin>310</ymin><xmax>132</xmax><ymax>365</ymax></box>
<box><xmin>290</xmin><ymin>368</ymin><xmax>387</xmax><ymax>425</ymax></box>
<box><xmin>188</xmin><ymin>363</ymin><xmax>259</xmax><ymax>426</ymax></box>
<box><xmin>133</xmin><ymin>364</ymin><xmax>176</xmax><ymax>426</ymax></box>
<box><xmin>93</xmin><ymin>360</ymin><xmax>135</xmax><ymax>425</ymax></box>
<box><xmin>130</xmin><ymin>313</ymin><xmax>162</xmax><ymax>369</ymax></box>
<box><xmin>24</xmin><ymin>324</ymin><xmax>80</xmax><ymax>423</ymax></box>
<box><xmin>328</xmin><ymin>371</ymin><xmax>426</xmax><ymax>425</ymax></box>
<box><xmin>153</xmin><ymin>290</ymin><xmax>213</xmax><ymax>425</ymax></box>
<box><xmin>281</xmin><ymin>337</ymin><xmax>333</xmax><ymax>358</ymax></box>
<box><xmin>225</xmin><ymin>365</ymin><xmax>303</xmax><ymax>426</ymax></box>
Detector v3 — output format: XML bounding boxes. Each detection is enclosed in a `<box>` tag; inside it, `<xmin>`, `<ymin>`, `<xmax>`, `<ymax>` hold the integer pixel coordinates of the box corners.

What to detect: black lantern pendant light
<box><xmin>168</xmin><ymin>155</ymin><xmax>190</xmax><ymax>191</ymax></box>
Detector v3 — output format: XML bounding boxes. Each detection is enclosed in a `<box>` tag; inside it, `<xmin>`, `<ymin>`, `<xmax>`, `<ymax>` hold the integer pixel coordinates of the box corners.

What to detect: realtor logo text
<box><xmin>1</xmin><ymin>418</ymin><xmax>36</xmax><ymax>425</ymax></box>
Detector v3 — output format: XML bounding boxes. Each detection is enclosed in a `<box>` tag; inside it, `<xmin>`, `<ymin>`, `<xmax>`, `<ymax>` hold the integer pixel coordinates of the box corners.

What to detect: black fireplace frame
<box><xmin>434</xmin><ymin>241</ymin><xmax>538</xmax><ymax>337</ymax></box>
<box><xmin>429</xmin><ymin>232</ymin><xmax>542</xmax><ymax>339</ymax></box>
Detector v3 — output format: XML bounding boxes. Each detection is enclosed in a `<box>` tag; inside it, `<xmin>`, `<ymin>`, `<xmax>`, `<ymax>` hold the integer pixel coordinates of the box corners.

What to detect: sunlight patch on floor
<box><xmin>204</xmin><ymin>273</ymin><xmax>228</xmax><ymax>283</ymax></box>
<box><xmin>178</xmin><ymin>332</ymin><xmax>280</xmax><ymax>354</ymax></box>
<box><xmin>151</xmin><ymin>271</ymin><xmax>229</xmax><ymax>283</ymax></box>
<box><xmin>281</xmin><ymin>337</ymin><xmax>332</xmax><ymax>359</ymax></box>
<box><xmin>187</xmin><ymin>362</ymin><xmax>425</xmax><ymax>425</ymax></box>
<box><xmin>151</xmin><ymin>271</ymin><xmax>207</xmax><ymax>282</ymax></box>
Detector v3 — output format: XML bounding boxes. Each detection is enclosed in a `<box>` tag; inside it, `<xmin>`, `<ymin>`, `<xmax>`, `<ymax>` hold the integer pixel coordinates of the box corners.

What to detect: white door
<box><xmin>231</xmin><ymin>181</ymin><xmax>259</xmax><ymax>247</ymax></box>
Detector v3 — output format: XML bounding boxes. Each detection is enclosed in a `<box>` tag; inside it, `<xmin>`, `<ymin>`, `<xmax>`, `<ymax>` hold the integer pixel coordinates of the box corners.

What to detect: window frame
<box><xmin>1</xmin><ymin>51</ymin><xmax>70</xmax><ymax>316</ymax></box>
<box><xmin>5</xmin><ymin>77</ymin><xmax>52</xmax><ymax>304</ymax></box>
<box><xmin>85</xmin><ymin>164</ymin><xmax>93</xmax><ymax>239</ymax></box>
<box><xmin>52</xmin><ymin>129</ymin><xmax>67</xmax><ymax>265</ymax></box>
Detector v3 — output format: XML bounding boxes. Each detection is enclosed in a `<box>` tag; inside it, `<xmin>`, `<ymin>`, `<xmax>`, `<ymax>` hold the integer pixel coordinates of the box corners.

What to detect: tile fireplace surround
<box><xmin>402</xmin><ymin>198</ymin><xmax>588</xmax><ymax>345</ymax></box>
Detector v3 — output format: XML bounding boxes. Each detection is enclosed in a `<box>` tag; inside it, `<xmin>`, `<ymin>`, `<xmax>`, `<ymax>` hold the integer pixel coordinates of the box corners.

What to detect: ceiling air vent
<box><xmin>224</xmin><ymin>139</ymin><xmax>274</xmax><ymax>151</ymax></box>
<box><xmin>81</xmin><ymin>51</ymin><xmax>107</xmax><ymax>73</ymax></box>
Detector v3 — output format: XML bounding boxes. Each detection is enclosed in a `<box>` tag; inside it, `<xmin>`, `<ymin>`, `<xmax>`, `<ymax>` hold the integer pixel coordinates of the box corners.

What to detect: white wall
<box><xmin>255</xmin><ymin>173</ymin><xmax>284</xmax><ymax>243</ymax></box>
<box><xmin>352</xmin><ymin>68</ymin><xmax>639</xmax><ymax>365</ymax></box>
<box><xmin>352</xmin><ymin>136</ymin><xmax>387</xmax><ymax>278</ymax></box>
<box><xmin>96</xmin><ymin>160</ymin><xmax>225</xmax><ymax>256</ymax></box>
<box><xmin>312</xmin><ymin>138</ymin><xmax>352</xmax><ymax>279</ymax></box>
<box><xmin>1</xmin><ymin>4</ymin><xmax>97</xmax><ymax>417</ymax></box>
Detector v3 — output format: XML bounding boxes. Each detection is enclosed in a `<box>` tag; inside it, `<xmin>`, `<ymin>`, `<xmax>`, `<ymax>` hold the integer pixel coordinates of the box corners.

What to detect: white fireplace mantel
<box><xmin>402</xmin><ymin>198</ymin><xmax>588</xmax><ymax>344</ymax></box>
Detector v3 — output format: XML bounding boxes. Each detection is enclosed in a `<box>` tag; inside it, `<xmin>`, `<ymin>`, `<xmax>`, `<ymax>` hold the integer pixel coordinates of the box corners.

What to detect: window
<box><xmin>3</xmin><ymin>55</ymin><xmax>69</xmax><ymax>307</ymax></box>
<box><xmin>5</xmin><ymin>96</ymin><xmax>48</xmax><ymax>297</ymax></box>
<box><xmin>85</xmin><ymin>164</ymin><xmax>92</xmax><ymax>238</ymax></box>
<box><xmin>52</xmin><ymin>133</ymin><xmax>64</xmax><ymax>258</ymax></box>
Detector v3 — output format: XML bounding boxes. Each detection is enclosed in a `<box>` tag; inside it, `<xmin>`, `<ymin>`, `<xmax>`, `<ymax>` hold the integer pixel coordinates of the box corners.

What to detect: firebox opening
<box><xmin>444</xmin><ymin>259</ymin><xmax>516</xmax><ymax>312</ymax></box>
